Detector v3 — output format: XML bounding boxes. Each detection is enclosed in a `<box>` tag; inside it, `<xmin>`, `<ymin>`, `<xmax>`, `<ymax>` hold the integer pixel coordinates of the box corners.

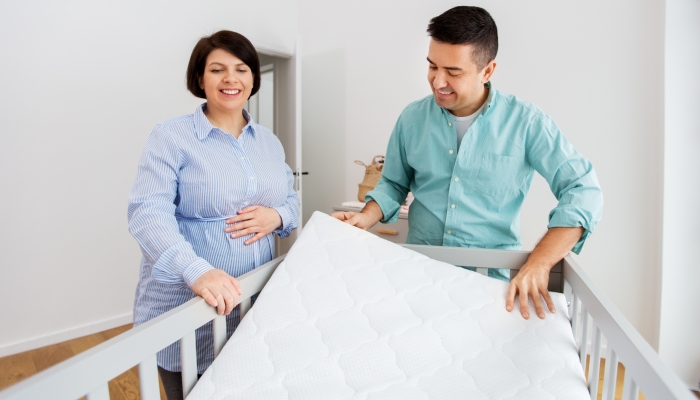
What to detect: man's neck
<box><xmin>449</xmin><ymin>86</ymin><xmax>489</xmax><ymax>117</ymax></box>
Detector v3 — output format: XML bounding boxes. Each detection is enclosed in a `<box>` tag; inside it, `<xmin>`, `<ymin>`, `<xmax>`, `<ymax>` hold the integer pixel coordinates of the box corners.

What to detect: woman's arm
<box><xmin>224</xmin><ymin>162</ymin><xmax>300</xmax><ymax>244</ymax></box>
<box><xmin>128</xmin><ymin>125</ymin><xmax>240</xmax><ymax>314</ymax></box>
<box><xmin>128</xmin><ymin>125</ymin><xmax>214</xmax><ymax>286</ymax></box>
<box><xmin>272</xmin><ymin>163</ymin><xmax>301</xmax><ymax>237</ymax></box>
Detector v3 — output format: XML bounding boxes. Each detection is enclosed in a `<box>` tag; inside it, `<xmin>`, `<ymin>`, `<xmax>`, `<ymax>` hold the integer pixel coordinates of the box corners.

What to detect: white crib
<box><xmin>0</xmin><ymin>246</ymin><xmax>693</xmax><ymax>400</ymax></box>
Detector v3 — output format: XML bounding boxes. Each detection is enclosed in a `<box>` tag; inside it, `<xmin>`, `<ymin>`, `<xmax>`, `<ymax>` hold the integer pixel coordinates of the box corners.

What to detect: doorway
<box><xmin>247</xmin><ymin>44</ymin><xmax>302</xmax><ymax>256</ymax></box>
<box><xmin>246</xmin><ymin>63</ymin><xmax>274</xmax><ymax>132</ymax></box>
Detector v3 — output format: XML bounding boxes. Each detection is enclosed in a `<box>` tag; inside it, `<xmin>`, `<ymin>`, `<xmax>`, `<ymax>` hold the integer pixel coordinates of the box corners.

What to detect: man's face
<box><xmin>427</xmin><ymin>39</ymin><xmax>495</xmax><ymax>117</ymax></box>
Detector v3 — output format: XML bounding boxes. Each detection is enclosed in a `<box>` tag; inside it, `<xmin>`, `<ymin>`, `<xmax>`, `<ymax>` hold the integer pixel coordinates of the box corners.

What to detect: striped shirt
<box><xmin>128</xmin><ymin>104</ymin><xmax>299</xmax><ymax>373</ymax></box>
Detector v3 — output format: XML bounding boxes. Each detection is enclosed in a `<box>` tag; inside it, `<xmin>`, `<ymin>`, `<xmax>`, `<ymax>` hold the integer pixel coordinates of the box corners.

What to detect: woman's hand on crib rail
<box><xmin>191</xmin><ymin>270</ymin><xmax>242</xmax><ymax>315</ymax></box>
<box><xmin>225</xmin><ymin>206</ymin><xmax>282</xmax><ymax>245</ymax></box>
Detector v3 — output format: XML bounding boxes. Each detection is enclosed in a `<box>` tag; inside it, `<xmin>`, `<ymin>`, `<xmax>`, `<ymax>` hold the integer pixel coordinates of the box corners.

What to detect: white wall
<box><xmin>300</xmin><ymin>0</ymin><xmax>665</xmax><ymax>347</ymax></box>
<box><xmin>0</xmin><ymin>0</ymin><xmax>297</xmax><ymax>356</ymax></box>
<box><xmin>659</xmin><ymin>0</ymin><xmax>700</xmax><ymax>389</ymax></box>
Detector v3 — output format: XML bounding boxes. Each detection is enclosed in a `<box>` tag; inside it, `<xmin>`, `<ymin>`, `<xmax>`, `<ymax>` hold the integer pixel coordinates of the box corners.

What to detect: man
<box><xmin>332</xmin><ymin>6</ymin><xmax>603</xmax><ymax>320</ymax></box>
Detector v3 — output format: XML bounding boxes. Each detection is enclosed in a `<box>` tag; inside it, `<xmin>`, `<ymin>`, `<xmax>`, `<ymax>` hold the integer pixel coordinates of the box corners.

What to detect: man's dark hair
<box><xmin>186</xmin><ymin>30</ymin><xmax>261</xmax><ymax>99</ymax></box>
<box><xmin>427</xmin><ymin>6</ymin><xmax>498</xmax><ymax>70</ymax></box>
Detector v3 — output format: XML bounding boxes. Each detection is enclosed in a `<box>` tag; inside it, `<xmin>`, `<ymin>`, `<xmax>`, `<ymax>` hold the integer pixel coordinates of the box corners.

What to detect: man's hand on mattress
<box><xmin>192</xmin><ymin>269</ymin><xmax>242</xmax><ymax>315</ymax></box>
<box><xmin>330</xmin><ymin>211</ymin><xmax>374</xmax><ymax>230</ymax></box>
<box><xmin>331</xmin><ymin>200</ymin><xmax>383</xmax><ymax>230</ymax></box>
<box><xmin>225</xmin><ymin>206</ymin><xmax>282</xmax><ymax>245</ymax></box>
<box><xmin>505</xmin><ymin>263</ymin><xmax>555</xmax><ymax>320</ymax></box>
<box><xmin>506</xmin><ymin>226</ymin><xmax>583</xmax><ymax>319</ymax></box>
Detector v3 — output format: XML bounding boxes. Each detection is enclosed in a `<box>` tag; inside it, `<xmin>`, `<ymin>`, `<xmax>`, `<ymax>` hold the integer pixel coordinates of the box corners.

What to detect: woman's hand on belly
<box><xmin>225</xmin><ymin>206</ymin><xmax>282</xmax><ymax>245</ymax></box>
<box><xmin>191</xmin><ymin>270</ymin><xmax>242</xmax><ymax>315</ymax></box>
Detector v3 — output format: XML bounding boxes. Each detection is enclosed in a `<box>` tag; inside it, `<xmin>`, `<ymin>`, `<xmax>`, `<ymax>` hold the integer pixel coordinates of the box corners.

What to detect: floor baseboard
<box><xmin>0</xmin><ymin>312</ymin><xmax>133</xmax><ymax>358</ymax></box>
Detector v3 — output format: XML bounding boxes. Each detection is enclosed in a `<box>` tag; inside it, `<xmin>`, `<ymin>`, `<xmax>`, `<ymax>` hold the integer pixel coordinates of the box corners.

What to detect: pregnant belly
<box><xmin>177</xmin><ymin>217</ymin><xmax>273</xmax><ymax>278</ymax></box>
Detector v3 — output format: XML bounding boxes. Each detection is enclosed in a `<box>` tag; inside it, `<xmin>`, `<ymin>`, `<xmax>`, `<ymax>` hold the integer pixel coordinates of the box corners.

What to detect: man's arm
<box><xmin>334</xmin><ymin>110</ymin><xmax>412</xmax><ymax>228</ymax></box>
<box><xmin>331</xmin><ymin>200</ymin><xmax>384</xmax><ymax>230</ymax></box>
<box><xmin>508</xmin><ymin>112</ymin><xmax>602</xmax><ymax>319</ymax></box>
<box><xmin>506</xmin><ymin>226</ymin><xmax>583</xmax><ymax>319</ymax></box>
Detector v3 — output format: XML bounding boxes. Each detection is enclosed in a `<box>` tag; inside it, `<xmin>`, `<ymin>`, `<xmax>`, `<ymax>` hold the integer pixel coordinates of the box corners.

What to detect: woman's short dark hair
<box><xmin>186</xmin><ymin>30</ymin><xmax>261</xmax><ymax>99</ymax></box>
<box><xmin>427</xmin><ymin>6</ymin><xmax>498</xmax><ymax>70</ymax></box>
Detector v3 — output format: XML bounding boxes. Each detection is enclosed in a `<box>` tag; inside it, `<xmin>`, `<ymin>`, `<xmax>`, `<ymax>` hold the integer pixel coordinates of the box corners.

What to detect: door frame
<box><xmin>250</xmin><ymin>36</ymin><xmax>302</xmax><ymax>256</ymax></box>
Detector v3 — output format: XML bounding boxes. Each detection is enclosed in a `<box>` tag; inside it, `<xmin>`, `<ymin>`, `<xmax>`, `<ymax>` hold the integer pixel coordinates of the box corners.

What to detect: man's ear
<box><xmin>481</xmin><ymin>60</ymin><xmax>497</xmax><ymax>84</ymax></box>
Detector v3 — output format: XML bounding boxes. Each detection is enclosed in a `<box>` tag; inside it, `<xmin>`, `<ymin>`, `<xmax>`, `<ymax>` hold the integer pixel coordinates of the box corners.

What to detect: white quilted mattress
<box><xmin>188</xmin><ymin>212</ymin><xmax>588</xmax><ymax>400</ymax></box>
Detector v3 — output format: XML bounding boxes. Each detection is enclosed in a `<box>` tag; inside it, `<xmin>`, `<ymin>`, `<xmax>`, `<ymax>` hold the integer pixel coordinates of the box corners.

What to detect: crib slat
<box><xmin>602</xmin><ymin>347</ymin><xmax>618</xmax><ymax>400</ymax></box>
<box><xmin>571</xmin><ymin>295</ymin><xmax>580</xmax><ymax>337</ymax></box>
<box><xmin>563</xmin><ymin>278</ymin><xmax>572</xmax><ymax>299</ymax></box>
<box><xmin>138</xmin><ymin>354</ymin><xmax>160</xmax><ymax>400</ymax></box>
<box><xmin>588</xmin><ymin>325</ymin><xmax>603</xmax><ymax>399</ymax></box>
<box><xmin>579</xmin><ymin>308</ymin><xmax>590</xmax><ymax>372</ymax></box>
<box><xmin>86</xmin><ymin>383</ymin><xmax>110</xmax><ymax>400</ymax></box>
<box><xmin>563</xmin><ymin>280</ymin><xmax>573</xmax><ymax>320</ymax></box>
<box><xmin>476</xmin><ymin>267</ymin><xmax>488</xmax><ymax>276</ymax></box>
<box><xmin>239</xmin><ymin>298</ymin><xmax>252</xmax><ymax>319</ymax></box>
<box><xmin>213</xmin><ymin>314</ymin><xmax>227</xmax><ymax>358</ymax></box>
<box><xmin>622</xmin><ymin>370</ymin><xmax>639</xmax><ymax>400</ymax></box>
<box><xmin>180</xmin><ymin>331</ymin><xmax>198</xmax><ymax>398</ymax></box>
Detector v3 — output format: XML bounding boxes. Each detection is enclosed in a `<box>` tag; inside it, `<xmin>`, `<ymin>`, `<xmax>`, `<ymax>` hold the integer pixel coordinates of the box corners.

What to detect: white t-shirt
<box><xmin>452</xmin><ymin>103</ymin><xmax>484</xmax><ymax>148</ymax></box>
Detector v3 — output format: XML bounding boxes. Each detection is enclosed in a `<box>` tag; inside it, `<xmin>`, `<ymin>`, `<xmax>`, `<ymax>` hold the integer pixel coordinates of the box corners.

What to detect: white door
<box><xmin>253</xmin><ymin>36</ymin><xmax>303</xmax><ymax>255</ymax></box>
<box><xmin>292</xmin><ymin>35</ymin><xmax>304</xmax><ymax>230</ymax></box>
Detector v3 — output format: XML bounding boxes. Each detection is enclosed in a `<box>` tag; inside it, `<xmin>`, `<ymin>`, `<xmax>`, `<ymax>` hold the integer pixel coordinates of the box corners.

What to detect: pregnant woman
<box><xmin>128</xmin><ymin>30</ymin><xmax>299</xmax><ymax>399</ymax></box>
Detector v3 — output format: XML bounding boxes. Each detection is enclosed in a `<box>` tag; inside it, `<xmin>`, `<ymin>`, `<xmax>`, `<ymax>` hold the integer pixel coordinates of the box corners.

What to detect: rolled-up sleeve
<box><xmin>526</xmin><ymin>114</ymin><xmax>604</xmax><ymax>254</ymax></box>
<box><xmin>127</xmin><ymin>125</ymin><xmax>214</xmax><ymax>287</ymax></box>
<box><xmin>365</xmin><ymin>117</ymin><xmax>413</xmax><ymax>223</ymax></box>
<box><xmin>273</xmin><ymin>163</ymin><xmax>300</xmax><ymax>237</ymax></box>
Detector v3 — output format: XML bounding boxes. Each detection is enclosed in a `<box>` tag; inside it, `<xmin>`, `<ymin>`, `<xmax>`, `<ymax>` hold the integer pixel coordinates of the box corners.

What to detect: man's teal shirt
<box><xmin>367</xmin><ymin>84</ymin><xmax>603</xmax><ymax>280</ymax></box>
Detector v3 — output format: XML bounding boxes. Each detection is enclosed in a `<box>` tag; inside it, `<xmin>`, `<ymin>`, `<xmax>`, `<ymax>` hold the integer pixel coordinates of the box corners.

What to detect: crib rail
<box><xmin>0</xmin><ymin>255</ymin><xmax>286</xmax><ymax>400</ymax></box>
<box><xmin>402</xmin><ymin>244</ymin><xmax>563</xmax><ymax>291</ymax></box>
<box><xmin>0</xmin><ymin>248</ymin><xmax>693</xmax><ymax>400</ymax></box>
<box><xmin>563</xmin><ymin>255</ymin><xmax>695</xmax><ymax>400</ymax></box>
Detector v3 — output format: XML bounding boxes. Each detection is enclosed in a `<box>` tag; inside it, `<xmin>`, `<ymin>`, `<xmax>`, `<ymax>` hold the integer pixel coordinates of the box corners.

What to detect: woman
<box><xmin>128</xmin><ymin>30</ymin><xmax>299</xmax><ymax>399</ymax></box>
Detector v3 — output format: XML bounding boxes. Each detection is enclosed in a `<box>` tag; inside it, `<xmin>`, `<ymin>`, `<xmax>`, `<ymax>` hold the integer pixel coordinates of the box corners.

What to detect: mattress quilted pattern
<box><xmin>188</xmin><ymin>212</ymin><xmax>588</xmax><ymax>399</ymax></box>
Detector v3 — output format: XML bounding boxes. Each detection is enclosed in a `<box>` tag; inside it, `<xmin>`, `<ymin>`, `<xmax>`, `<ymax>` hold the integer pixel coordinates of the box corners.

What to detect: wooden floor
<box><xmin>584</xmin><ymin>356</ymin><xmax>645</xmax><ymax>400</ymax></box>
<box><xmin>583</xmin><ymin>356</ymin><xmax>700</xmax><ymax>400</ymax></box>
<box><xmin>0</xmin><ymin>324</ymin><xmax>166</xmax><ymax>400</ymax></box>
<box><xmin>1</xmin><ymin>327</ymin><xmax>699</xmax><ymax>400</ymax></box>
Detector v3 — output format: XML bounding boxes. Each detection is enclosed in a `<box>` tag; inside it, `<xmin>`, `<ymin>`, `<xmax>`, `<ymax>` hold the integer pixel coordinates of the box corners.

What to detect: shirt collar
<box><xmin>193</xmin><ymin>103</ymin><xmax>258</xmax><ymax>140</ymax></box>
<box><xmin>241</xmin><ymin>109</ymin><xmax>258</xmax><ymax>137</ymax></box>
<box><xmin>481</xmin><ymin>81</ymin><xmax>497</xmax><ymax>115</ymax></box>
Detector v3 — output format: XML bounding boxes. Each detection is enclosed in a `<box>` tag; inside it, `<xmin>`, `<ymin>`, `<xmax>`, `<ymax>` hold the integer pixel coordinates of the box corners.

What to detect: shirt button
<box><xmin>250</xmin><ymin>176</ymin><xmax>254</xmax><ymax>180</ymax></box>
<box><xmin>447</xmin><ymin>230</ymin><xmax>452</xmax><ymax>235</ymax></box>
<box><xmin>449</xmin><ymin>150</ymin><xmax>454</xmax><ymax>154</ymax></box>
<box><xmin>451</xmin><ymin>204</ymin><xmax>456</xmax><ymax>209</ymax></box>
<box><xmin>454</xmin><ymin>177</ymin><xmax>459</xmax><ymax>182</ymax></box>
<box><xmin>448</xmin><ymin>122</ymin><xmax>453</xmax><ymax>127</ymax></box>
<box><xmin>244</xmin><ymin>201</ymin><xmax>249</xmax><ymax>205</ymax></box>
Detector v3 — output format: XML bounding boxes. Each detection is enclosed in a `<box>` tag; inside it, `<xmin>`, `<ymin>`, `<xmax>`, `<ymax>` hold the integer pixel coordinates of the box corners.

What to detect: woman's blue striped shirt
<box><xmin>128</xmin><ymin>104</ymin><xmax>299</xmax><ymax>373</ymax></box>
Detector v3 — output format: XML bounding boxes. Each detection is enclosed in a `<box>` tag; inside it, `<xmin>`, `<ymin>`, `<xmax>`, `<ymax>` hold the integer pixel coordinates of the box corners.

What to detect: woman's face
<box><xmin>199</xmin><ymin>48</ymin><xmax>254</xmax><ymax>113</ymax></box>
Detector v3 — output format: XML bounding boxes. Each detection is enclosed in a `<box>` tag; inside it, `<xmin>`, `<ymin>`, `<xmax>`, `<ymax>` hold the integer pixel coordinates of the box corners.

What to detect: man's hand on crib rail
<box><xmin>192</xmin><ymin>270</ymin><xmax>242</xmax><ymax>315</ymax></box>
